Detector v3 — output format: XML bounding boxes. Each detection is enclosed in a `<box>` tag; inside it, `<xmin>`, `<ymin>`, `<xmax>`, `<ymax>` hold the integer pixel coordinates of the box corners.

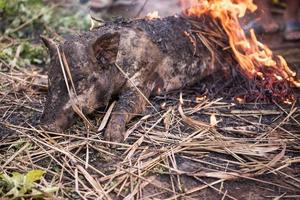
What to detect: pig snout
<box><xmin>40</xmin><ymin>108</ymin><xmax>75</xmax><ymax>132</ymax></box>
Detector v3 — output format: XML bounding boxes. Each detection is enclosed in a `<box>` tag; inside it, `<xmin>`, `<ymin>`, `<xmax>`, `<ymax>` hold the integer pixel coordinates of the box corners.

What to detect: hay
<box><xmin>0</xmin><ymin>60</ymin><xmax>299</xmax><ymax>199</ymax></box>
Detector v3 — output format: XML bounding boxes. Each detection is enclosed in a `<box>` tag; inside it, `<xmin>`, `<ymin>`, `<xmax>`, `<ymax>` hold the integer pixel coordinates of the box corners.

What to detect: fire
<box><xmin>181</xmin><ymin>0</ymin><xmax>300</xmax><ymax>102</ymax></box>
<box><xmin>146</xmin><ymin>11</ymin><xmax>160</xmax><ymax>20</ymax></box>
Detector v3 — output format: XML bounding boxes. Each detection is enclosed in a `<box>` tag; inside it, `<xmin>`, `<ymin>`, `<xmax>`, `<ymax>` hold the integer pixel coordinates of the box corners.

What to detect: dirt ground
<box><xmin>1</xmin><ymin>1</ymin><xmax>300</xmax><ymax>200</ymax></box>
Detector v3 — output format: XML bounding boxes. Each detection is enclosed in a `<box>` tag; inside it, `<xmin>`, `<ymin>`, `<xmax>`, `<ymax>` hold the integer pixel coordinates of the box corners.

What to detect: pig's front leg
<box><xmin>104</xmin><ymin>84</ymin><xmax>153</xmax><ymax>143</ymax></box>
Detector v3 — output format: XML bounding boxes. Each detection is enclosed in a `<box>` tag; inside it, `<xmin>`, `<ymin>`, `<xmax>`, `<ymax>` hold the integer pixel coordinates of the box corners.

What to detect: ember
<box><xmin>181</xmin><ymin>0</ymin><xmax>300</xmax><ymax>102</ymax></box>
<box><xmin>146</xmin><ymin>11</ymin><xmax>160</xmax><ymax>20</ymax></box>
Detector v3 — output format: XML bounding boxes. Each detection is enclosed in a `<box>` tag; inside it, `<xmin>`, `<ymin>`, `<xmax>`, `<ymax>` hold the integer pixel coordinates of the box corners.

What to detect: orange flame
<box><xmin>181</xmin><ymin>0</ymin><xmax>300</xmax><ymax>102</ymax></box>
<box><xmin>146</xmin><ymin>11</ymin><xmax>160</xmax><ymax>20</ymax></box>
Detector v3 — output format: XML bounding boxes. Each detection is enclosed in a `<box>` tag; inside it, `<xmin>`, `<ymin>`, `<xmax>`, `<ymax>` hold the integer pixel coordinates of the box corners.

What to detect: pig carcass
<box><xmin>41</xmin><ymin>15</ymin><xmax>235</xmax><ymax>142</ymax></box>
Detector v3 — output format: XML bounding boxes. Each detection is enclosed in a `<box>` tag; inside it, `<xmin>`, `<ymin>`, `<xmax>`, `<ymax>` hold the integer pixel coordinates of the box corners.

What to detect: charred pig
<box><xmin>41</xmin><ymin>15</ymin><xmax>234</xmax><ymax>142</ymax></box>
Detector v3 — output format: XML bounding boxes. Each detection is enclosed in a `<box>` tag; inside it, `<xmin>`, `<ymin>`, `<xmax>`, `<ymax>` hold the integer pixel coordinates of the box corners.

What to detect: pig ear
<box><xmin>40</xmin><ymin>35</ymin><xmax>57</xmax><ymax>54</ymax></box>
<box><xmin>89</xmin><ymin>32</ymin><xmax>121</xmax><ymax>65</ymax></box>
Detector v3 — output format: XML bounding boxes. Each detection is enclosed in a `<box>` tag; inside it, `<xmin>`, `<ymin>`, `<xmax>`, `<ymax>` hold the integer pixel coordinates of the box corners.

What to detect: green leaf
<box><xmin>0</xmin><ymin>170</ymin><xmax>47</xmax><ymax>198</ymax></box>
<box><xmin>27</xmin><ymin>0</ymin><xmax>42</xmax><ymax>5</ymax></box>
<box><xmin>42</xmin><ymin>186</ymin><xmax>59</xmax><ymax>193</ymax></box>
<box><xmin>24</xmin><ymin>169</ymin><xmax>45</xmax><ymax>188</ymax></box>
<box><xmin>0</xmin><ymin>174</ymin><xmax>14</xmax><ymax>185</ymax></box>
<box><xmin>11</xmin><ymin>172</ymin><xmax>24</xmax><ymax>187</ymax></box>
<box><xmin>0</xmin><ymin>0</ymin><xmax>6</xmax><ymax>9</ymax></box>
<box><xmin>6</xmin><ymin>186</ymin><xmax>20</xmax><ymax>198</ymax></box>
<box><xmin>30</xmin><ymin>188</ymin><xmax>43</xmax><ymax>196</ymax></box>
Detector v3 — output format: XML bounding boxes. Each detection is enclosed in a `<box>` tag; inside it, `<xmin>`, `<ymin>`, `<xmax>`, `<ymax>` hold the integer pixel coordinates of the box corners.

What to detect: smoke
<box><xmin>134</xmin><ymin>0</ymin><xmax>182</xmax><ymax>17</ymax></box>
<box><xmin>89</xmin><ymin>0</ymin><xmax>182</xmax><ymax>19</ymax></box>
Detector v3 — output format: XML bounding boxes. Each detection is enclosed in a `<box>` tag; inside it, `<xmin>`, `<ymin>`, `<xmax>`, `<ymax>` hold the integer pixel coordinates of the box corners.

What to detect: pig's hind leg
<box><xmin>104</xmin><ymin>84</ymin><xmax>153</xmax><ymax>143</ymax></box>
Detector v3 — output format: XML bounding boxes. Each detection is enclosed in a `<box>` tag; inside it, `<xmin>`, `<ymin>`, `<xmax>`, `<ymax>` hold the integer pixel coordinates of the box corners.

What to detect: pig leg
<box><xmin>104</xmin><ymin>84</ymin><xmax>153</xmax><ymax>143</ymax></box>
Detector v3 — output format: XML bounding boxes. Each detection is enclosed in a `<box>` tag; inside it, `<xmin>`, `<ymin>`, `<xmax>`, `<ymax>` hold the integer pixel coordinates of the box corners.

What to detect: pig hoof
<box><xmin>104</xmin><ymin>121</ymin><xmax>125</xmax><ymax>144</ymax></box>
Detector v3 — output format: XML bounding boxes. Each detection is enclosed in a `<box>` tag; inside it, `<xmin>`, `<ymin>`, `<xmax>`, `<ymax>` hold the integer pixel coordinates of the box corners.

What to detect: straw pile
<box><xmin>0</xmin><ymin>58</ymin><xmax>299</xmax><ymax>199</ymax></box>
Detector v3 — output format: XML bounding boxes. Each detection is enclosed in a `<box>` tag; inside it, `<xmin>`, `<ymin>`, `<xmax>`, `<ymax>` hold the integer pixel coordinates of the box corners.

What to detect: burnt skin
<box><xmin>41</xmin><ymin>15</ymin><xmax>235</xmax><ymax>142</ymax></box>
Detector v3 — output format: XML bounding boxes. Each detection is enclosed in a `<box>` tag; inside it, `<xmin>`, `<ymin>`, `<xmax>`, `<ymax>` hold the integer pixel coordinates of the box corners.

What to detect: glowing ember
<box><xmin>181</xmin><ymin>0</ymin><xmax>300</xmax><ymax>102</ymax></box>
<box><xmin>235</xmin><ymin>96</ymin><xmax>245</xmax><ymax>104</ymax></box>
<box><xmin>146</xmin><ymin>11</ymin><xmax>160</xmax><ymax>20</ymax></box>
<box><xmin>196</xmin><ymin>95</ymin><xmax>207</xmax><ymax>102</ymax></box>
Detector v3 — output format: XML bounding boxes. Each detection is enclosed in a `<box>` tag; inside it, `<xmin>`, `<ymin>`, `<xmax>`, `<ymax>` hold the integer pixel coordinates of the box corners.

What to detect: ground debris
<box><xmin>1</xmin><ymin>70</ymin><xmax>300</xmax><ymax>199</ymax></box>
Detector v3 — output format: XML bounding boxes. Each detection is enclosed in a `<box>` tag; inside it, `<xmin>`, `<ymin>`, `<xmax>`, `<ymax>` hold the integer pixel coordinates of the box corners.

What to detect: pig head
<box><xmin>41</xmin><ymin>28</ymin><xmax>165</xmax><ymax>142</ymax></box>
